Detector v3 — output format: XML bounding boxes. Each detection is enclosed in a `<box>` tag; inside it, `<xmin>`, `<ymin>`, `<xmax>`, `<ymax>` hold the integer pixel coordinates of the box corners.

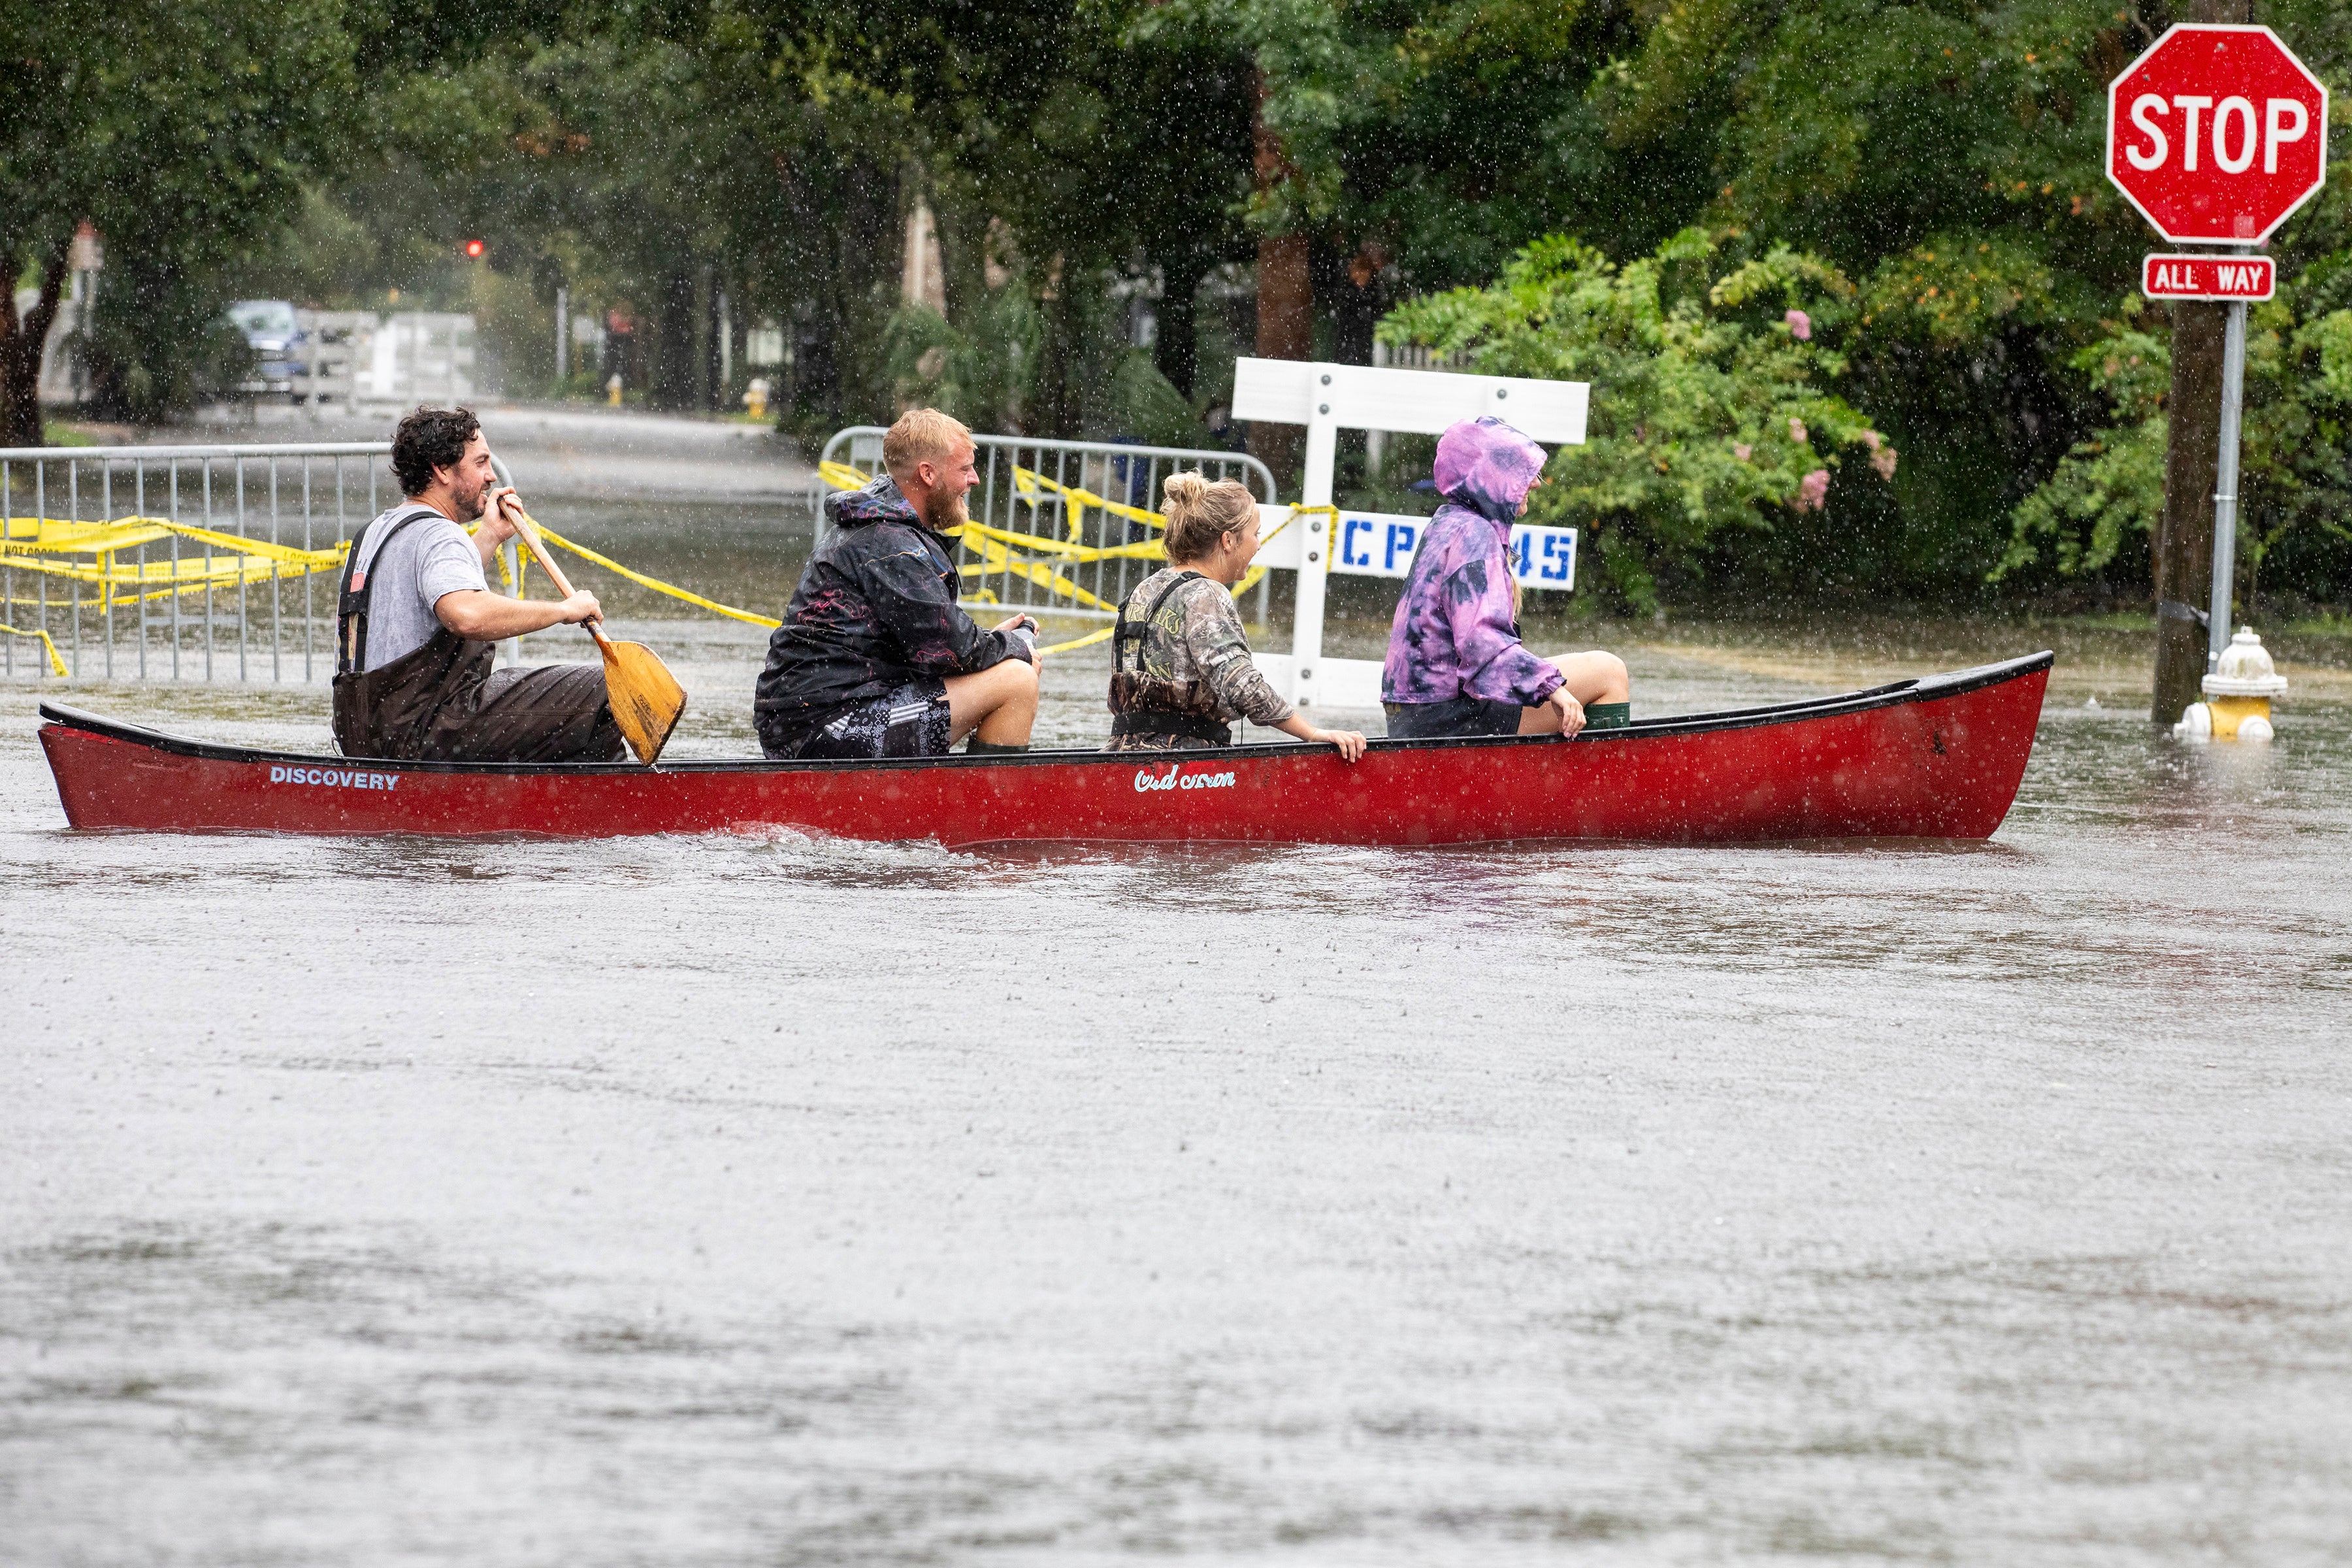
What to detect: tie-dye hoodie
<box><xmin>1380</xmin><ymin>416</ymin><xmax>1564</xmax><ymax>708</ymax></box>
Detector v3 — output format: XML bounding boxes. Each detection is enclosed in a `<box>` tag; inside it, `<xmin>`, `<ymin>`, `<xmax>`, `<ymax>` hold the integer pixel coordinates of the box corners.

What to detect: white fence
<box><xmin>0</xmin><ymin>443</ymin><xmax>391</xmax><ymax>683</ymax></box>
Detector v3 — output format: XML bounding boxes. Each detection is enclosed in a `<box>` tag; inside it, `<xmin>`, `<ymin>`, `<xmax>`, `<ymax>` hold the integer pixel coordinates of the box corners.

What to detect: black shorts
<box><xmin>1384</xmin><ymin>695</ymin><xmax>1524</xmax><ymax>740</ymax></box>
<box><xmin>792</xmin><ymin>679</ymin><xmax>953</xmax><ymax>760</ymax></box>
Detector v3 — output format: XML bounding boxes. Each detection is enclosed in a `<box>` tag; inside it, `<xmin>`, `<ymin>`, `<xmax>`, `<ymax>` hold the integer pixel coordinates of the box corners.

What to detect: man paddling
<box><xmin>333</xmin><ymin>406</ymin><xmax>627</xmax><ymax>762</ymax></box>
<box><xmin>753</xmin><ymin>408</ymin><xmax>1041</xmax><ymax>759</ymax></box>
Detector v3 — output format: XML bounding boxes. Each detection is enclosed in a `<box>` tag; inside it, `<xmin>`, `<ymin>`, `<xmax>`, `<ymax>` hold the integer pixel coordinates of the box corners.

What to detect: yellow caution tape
<box><xmin>817</xmin><ymin>460</ymin><xmax>874</xmax><ymax>494</ymax></box>
<box><xmin>527</xmin><ymin>520</ymin><xmax>785</xmax><ymax>629</ymax></box>
<box><xmin>1038</xmin><ymin>623</ymin><xmax>1116</xmax><ymax>653</ymax></box>
<box><xmin>2</xmin><ymin>514</ymin><xmax>350</xmax><ymax>608</ymax></box>
<box><xmin>0</xmin><ymin>621</ymin><xmax>69</xmax><ymax>676</ymax></box>
<box><xmin>525</xmin><ymin>509</ymin><xmax>1124</xmax><ymax>655</ymax></box>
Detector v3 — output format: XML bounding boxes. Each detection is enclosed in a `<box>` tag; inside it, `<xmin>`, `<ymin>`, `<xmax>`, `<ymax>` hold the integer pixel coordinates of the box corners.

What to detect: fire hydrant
<box><xmin>2174</xmin><ymin>627</ymin><xmax>2287</xmax><ymax>742</ymax></box>
<box><xmin>743</xmin><ymin>378</ymin><xmax>769</xmax><ymax>421</ymax></box>
<box><xmin>606</xmin><ymin>374</ymin><xmax>624</xmax><ymax>408</ymax></box>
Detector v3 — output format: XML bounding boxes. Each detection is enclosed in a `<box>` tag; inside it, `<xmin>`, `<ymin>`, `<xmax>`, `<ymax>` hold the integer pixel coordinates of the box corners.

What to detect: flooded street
<box><xmin>5</xmin><ymin>435</ymin><xmax>2351</xmax><ymax>1562</ymax></box>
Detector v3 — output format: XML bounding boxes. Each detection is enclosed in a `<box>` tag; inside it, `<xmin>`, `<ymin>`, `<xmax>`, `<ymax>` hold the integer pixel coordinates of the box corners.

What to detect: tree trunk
<box><xmin>2153</xmin><ymin>301</ymin><xmax>2227</xmax><ymax>723</ymax></box>
<box><xmin>1248</xmin><ymin>70</ymin><xmax>1311</xmax><ymax>487</ymax></box>
<box><xmin>2150</xmin><ymin>0</ymin><xmax>2256</xmax><ymax>724</ymax></box>
<box><xmin>1</xmin><ymin>242</ymin><xmax>68</xmax><ymax>448</ymax></box>
<box><xmin>1154</xmin><ymin>258</ymin><xmax>1207</xmax><ymax>400</ymax></box>
<box><xmin>653</xmin><ymin>266</ymin><xmax>696</xmax><ymax>410</ymax></box>
<box><xmin>702</xmin><ymin>265</ymin><xmax>723</xmax><ymax>412</ymax></box>
<box><xmin>1032</xmin><ymin>267</ymin><xmax>1081</xmax><ymax>439</ymax></box>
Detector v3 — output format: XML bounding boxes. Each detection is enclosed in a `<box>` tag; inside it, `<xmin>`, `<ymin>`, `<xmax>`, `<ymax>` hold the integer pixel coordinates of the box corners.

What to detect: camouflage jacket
<box><xmin>1108</xmin><ymin>568</ymin><xmax>1294</xmax><ymax>730</ymax></box>
<box><xmin>753</xmin><ymin>475</ymin><xmax>1028</xmax><ymax>751</ymax></box>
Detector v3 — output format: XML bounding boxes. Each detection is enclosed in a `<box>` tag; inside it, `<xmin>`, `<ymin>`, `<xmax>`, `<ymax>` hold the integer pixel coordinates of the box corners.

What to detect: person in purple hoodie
<box><xmin>1380</xmin><ymin>416</ymin><xmax>1629</xmax><ymax>740</ymax></box>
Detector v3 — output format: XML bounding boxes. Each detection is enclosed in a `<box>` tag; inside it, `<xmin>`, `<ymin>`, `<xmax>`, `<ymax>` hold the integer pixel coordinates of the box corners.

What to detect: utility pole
<box><xmin>1249</xmin><ymin>69</ymin><xmax>1311</xmax><ymax>492</ymax></box>
<box><xmin>2152</xmin><ymin>302</ymin><xmax>2225</xmax><ymax>723</ymax></box>
<box><xmin>2146</xmin><ymin>0</ymin><xmax>2257</xmax><ymax>725</ymax></box>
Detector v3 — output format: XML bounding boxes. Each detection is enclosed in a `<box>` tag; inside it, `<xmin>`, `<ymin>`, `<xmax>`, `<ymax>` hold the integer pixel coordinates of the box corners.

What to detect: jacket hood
<box><xmin>1433</xmin><ymin>416</ymin><xmax>1546</xmax><ymax>525</ymax></box>
<box><xmin>825</xmin><ymin>472</ymin><xmax>921</xmax><ymax>529</ymax></box>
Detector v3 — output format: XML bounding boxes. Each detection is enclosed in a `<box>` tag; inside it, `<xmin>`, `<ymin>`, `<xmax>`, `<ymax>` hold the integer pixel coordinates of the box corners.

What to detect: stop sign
<box><xmin>2107</xmin><ymin>24</ymin><xmax>2328</xmax><ymax>244</ymax></box>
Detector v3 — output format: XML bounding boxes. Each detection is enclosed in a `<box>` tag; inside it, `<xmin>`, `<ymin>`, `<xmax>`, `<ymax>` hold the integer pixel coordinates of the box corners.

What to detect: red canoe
<box><xmin>36</xmin><ymin>652</ymin><xmax>2050</xmax><ymax>845</ymax></box>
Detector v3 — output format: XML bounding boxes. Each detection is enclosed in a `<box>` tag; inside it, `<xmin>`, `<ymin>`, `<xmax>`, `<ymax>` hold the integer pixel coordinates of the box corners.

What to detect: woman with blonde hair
<box><xmin>1105</xmin><ymin>472</ymin><xmax>1366</xmax><ymax>760</ymax></box>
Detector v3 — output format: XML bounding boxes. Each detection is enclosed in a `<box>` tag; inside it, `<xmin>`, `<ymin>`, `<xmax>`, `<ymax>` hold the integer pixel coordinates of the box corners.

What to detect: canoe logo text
<box><xmin>1134</xmin><ymin>764</ymin><xmax>1235</xmax><ymax>794</ymax></box>
<box><xmin>269</xmin><ymin>765</ymin><xmax>400</xmax><ymax>791</ymax></box>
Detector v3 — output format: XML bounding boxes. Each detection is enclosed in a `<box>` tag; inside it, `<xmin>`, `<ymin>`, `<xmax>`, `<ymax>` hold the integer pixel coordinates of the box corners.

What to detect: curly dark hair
<box><xmin>390</xmin><ymin>406</ymin><xmax>482</xmax><ymax>497</ymax></box>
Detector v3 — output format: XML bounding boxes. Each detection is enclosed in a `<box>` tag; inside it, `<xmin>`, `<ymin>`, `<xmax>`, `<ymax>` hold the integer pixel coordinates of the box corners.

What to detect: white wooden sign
<box><xmin>1231</xmin><ymin>357</ymin><xmax>1590</xmax><ymax>709</ymax></box>
<box><xmin>1234</xmin><ymin>360</ymin><xmax>1588</xmax><ymax>442</ymax></box>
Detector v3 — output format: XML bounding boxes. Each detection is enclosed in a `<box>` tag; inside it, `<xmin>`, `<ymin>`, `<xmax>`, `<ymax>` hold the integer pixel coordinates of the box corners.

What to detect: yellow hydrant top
<box><xmin>2202</xmin><ymin>628</ymin><xmax>2289</xmax><ymax>699</ymax></box>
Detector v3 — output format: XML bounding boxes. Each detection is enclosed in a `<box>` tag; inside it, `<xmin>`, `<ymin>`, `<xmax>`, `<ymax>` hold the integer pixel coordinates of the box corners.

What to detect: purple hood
<box><xmin>1434</xmin><ymin>416</ymin><xmax>1546</xmax><ymax>524</ymax></box>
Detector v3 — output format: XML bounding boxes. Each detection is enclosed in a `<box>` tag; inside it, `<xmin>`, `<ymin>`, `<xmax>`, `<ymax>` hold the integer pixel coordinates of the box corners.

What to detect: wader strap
<box><xmin>1111</xmin><ymin>710</ymin><xmax>1233</xmax><ymax>745</ymax></box>
<box><xmin>335</xmin><ymin>505</ymin><xmax>444</xmax><ymax>676</ymax></box>
<box><xmin>1113</xmin><ymin>570</ymin><xmax>1205</xmax><ymax>676</ymax></box>
<box><xmin>1109</xmin><ymin>570</ymin><xmax>1232</xmax><ymax>745</ymax></box>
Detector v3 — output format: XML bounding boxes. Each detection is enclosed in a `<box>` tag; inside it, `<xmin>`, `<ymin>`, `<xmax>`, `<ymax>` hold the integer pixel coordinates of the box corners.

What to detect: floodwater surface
<box><xmin>5</xmin><ymin>624</ymin><xmax>2351</xmax><ymax>1565</ymax></box>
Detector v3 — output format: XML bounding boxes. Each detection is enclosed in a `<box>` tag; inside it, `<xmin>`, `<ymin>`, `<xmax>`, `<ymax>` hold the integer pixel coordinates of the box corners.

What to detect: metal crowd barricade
<box><xmin>0</xmin><ymin>442</ymin><xmax>390</xmax><ymax>683</ymax></box>
<box><xmin>816</xmin><ymin>428</ymin><xmax>1280</xmax><ymax>629</ymax></box>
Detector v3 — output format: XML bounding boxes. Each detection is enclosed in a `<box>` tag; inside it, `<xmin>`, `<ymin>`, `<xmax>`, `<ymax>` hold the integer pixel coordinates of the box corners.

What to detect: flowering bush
<box><xmin>1379</xmin><ymin>229</ymin><xmax>1894</xmax><ymax>609</ymax></box>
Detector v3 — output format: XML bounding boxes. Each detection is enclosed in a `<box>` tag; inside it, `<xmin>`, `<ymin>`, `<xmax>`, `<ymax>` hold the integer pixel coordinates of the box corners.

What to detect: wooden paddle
<box><xmin>498</xmin><ymin>498</ymin><xmax>687</xmax><ymax>766</ymax></box>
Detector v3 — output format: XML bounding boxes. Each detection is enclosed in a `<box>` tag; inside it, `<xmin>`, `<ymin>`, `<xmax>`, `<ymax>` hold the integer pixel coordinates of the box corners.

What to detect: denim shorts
<box><xmin>1383</xmin><ymin>694</ymin><xmax>1524</xmax><ymax>740</ymax></box>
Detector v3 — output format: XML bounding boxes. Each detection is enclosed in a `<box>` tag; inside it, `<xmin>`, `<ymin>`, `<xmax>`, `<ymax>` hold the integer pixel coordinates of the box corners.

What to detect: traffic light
<box><xmin>464</xmin><ymin>238</ymin><xmax>485</xmax><ymax>259</ymax></box>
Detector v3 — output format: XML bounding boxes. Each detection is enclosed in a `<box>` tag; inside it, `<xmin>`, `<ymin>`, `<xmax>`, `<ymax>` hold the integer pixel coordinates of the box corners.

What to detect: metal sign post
<box><xmin>1231</xmin><ymin>357</ymin><xmax>1588</xmax><ymax>708</ymax></box>
<box><xmin>2210</xmin><ymin>298</ymin><xmax>2247</xmax><ymax>670</ymax></box>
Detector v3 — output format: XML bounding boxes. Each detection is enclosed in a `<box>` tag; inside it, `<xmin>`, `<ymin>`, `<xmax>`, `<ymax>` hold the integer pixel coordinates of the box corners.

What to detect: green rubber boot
<box><xmin>1583</xmin><ymin>701</ymin><xmax>1631</xmax><ymax>730</ymax></box>
<box><xmin>964</xmin><ymin>738</ymin><xmax>1030</xmax><ymax>755</ymax></box>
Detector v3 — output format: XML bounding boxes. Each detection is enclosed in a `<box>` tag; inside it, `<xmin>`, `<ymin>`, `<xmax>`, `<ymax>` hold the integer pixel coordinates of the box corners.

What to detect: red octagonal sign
<box><xmin>2107</xmin><ymin>24</ymin><xmax>2329</xmax><ymax>245</ymax></box>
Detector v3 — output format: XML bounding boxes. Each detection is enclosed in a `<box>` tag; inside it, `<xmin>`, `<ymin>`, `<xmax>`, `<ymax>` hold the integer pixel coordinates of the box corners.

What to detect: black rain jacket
<box><xmin>753</xmin><ymin>474</ymin><xmax>1028</xmax><ymax>755</ymax></box>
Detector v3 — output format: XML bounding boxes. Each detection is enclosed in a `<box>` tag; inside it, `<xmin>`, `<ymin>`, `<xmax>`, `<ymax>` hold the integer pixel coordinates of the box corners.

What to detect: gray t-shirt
<box><xmin>351</xmin><ymin>502</ymin><xmax>489</xmax><ymax>669</ymax></box>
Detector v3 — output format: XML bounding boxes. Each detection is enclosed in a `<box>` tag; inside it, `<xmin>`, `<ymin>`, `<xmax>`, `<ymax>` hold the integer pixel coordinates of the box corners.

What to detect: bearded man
<box><xmin>753</xmin><ymin>408</ymin><xmax>1041</xmax><ymax>759</ymax></box>
<box><xmin>333</xmin><ymin>406</ymin><xmax>623</xmax><ymax>762</ymax></box>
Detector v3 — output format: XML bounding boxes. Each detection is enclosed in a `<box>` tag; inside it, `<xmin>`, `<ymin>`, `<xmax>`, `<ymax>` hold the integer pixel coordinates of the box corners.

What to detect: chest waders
<box><xmin>331</xmin><ymin>506</ymin><xmax>627</xmax><ymax>764</ymax></box>
<box><xmin>1107</xmin><ymin>570</ymin><xmax>1233</xmax><ymax>746</ymax></box>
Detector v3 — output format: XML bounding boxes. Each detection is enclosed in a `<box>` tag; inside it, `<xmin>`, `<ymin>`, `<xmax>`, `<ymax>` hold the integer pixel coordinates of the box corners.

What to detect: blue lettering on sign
<box><xmin>1318</xmin><ymin>513</ymin><xmax>1573</xmax><ymax>590</ymax></box>
<box><xmin>1384</xmin><ymin>522</ymin><xmax>1418</xmax><ymax>572</ymax></box>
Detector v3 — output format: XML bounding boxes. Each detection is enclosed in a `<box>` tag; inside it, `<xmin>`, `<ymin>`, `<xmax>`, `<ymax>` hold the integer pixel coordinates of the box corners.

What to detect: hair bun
<box><xmin>1158</xmin><ymin>470</ymin><xmax>1257</xmax><ymax>563</ymax></box>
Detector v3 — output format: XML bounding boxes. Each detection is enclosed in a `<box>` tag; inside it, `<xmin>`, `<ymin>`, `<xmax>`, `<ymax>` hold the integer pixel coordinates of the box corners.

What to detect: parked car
<box><xmin>227</xmin><ymin>300</ymin><xmax>307</xmax><ymax>392</ymax></box>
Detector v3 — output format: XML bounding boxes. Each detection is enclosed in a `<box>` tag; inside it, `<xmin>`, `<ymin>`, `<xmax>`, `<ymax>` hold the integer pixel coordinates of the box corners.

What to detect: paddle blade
<box><xmin>597</xmin><ymin>639</ymin><xmax>687</xmax><ymax>764</ymax></box>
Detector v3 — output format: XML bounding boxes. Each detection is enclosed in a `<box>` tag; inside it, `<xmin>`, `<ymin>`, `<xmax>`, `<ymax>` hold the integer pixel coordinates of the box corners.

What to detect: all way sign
<box><xmin>2142</xmin><ymin>253</ymin><xmax>2276</xmax><ymax>301</ymax></box>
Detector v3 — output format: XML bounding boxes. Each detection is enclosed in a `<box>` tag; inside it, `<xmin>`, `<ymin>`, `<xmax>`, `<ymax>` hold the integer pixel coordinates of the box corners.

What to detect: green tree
<box><xmin>1382</xmin><ymin>229</ymin><xmax>1895</xmax><ymax>610</ymax></box>
<box><xmin>2</xmin><ymin>0</ymin><xmax>356</xmax><ymax>439</ymax></box>
<box><xmin>2002</xmin><ymin>284</ymin><xmax>2352</xmax><ymax>613</ymax></box>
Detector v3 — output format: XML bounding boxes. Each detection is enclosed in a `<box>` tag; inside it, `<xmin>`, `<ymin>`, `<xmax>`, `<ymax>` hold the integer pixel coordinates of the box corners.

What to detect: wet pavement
<box><xmin>5</xmin><ymin>615</ymin><xmax>2351</xmax><ymax>1563</ymax></box>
